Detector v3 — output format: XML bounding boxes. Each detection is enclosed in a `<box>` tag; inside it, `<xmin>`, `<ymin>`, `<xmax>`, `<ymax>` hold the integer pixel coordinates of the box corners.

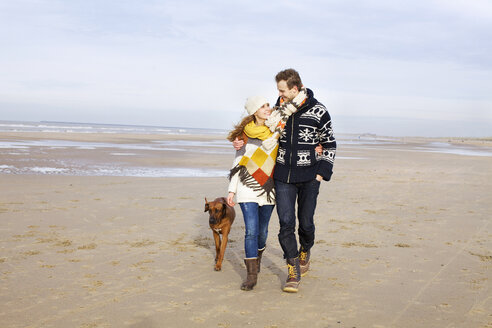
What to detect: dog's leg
<box><xmin>215</xmin><ymin>227</ymin><xmax>230</xmax><ymax>271</ymax></box>
<box><xmin>213</xmin><ymin>231</ymin><xmax>221</xmax><ymax>270</ymax></box>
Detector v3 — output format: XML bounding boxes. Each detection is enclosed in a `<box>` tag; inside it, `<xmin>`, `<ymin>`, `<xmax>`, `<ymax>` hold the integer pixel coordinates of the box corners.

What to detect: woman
<box><xmin>227</xmin><ymin>96</ymin><xmax>276</xmax><ymax>291</ymax></box>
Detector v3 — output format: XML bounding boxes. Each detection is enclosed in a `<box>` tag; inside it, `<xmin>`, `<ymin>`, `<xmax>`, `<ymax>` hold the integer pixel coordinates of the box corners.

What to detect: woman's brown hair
<box><xmin>227</xmin><ymin>115</ymin><xmax>255</xmax><ymax>142</ymax></box>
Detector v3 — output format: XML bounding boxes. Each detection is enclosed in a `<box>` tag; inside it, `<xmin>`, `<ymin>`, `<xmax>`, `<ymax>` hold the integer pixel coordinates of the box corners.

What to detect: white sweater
<box><xmin>228</xmin><ymin>138</ymin><xmax>275</xmax><ymax>206</ymax></box>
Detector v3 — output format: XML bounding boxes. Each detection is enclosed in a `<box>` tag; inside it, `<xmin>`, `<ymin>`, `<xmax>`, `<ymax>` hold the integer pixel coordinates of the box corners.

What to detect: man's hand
<box><xmin>233</xmin><ymin>137</ymin><xmax>244</xmax><ymax>150</ymax></box>
<box><xmin>227</xmin><ymin>192</ymin><xmax>236</xmax><ymax>207</ymax></box>
<box><xmin>315</xmin><ymin>144</ymin><xmax>324</xmax><ymax>182</ymax></box>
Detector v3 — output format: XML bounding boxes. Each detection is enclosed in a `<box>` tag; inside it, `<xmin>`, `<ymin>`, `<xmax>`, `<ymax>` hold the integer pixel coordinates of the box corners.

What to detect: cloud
<box><xmin>434</xmin><ymin>0</ymin><xmax>492</xmax><ymax>20</ymax></box>
<box><xmin>0</xmin><ymin>0</ymin><xmax>491</xmax><ymax>136</ymax></box>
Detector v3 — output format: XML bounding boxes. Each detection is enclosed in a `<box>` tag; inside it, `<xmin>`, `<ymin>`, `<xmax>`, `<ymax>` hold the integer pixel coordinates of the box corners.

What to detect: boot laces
<box><xmin>300</xmin><ymin>251</ymin><xmax>308</xmax><ymax>262</ymax></box>
<box><xmin>287</xmin><ymin>264</ymin><xmax>298</xmax><ymax>278</ymax></box>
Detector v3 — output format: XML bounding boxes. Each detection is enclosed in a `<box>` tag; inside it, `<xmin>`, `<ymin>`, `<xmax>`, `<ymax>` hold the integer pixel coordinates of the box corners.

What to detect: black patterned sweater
<box><xmin>273</xmin><ymin>88</ymin><xmax>336</xmax><ymax>183</ymax></box>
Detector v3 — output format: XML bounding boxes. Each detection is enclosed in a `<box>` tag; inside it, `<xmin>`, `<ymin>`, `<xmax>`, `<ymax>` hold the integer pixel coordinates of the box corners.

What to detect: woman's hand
<box><xmin>233</xmin><ymin>137</ymin><xmax>244</xmax><ymax>150</ymax></box>
<box><xmin>227</xmin><ymin>192</ymin><xmax>236</xmax><ymax>207</ymax></box>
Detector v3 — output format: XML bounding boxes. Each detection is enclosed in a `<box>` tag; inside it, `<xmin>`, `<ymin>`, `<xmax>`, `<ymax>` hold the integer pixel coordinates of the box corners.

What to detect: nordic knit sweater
<box><xmin>274</xmin><ymin>88</ymin><xmax>336</xmax><ymax>183</ymax></box>
<box><xmin>228</xmin><ymin>137</ymin><xmax>276</xmax><ymax>206</ymax></box>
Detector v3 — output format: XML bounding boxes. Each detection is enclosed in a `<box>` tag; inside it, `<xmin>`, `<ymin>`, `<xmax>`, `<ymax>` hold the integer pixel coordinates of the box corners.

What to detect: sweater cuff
<box><xmin>317</xmin><ymin>162</ymin><xmax>333</xmax><ymax>181</ymax></box>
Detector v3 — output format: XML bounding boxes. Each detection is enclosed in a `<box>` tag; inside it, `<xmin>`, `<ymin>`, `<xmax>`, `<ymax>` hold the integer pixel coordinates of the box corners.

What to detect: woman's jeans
<box><xmin>275</xmin><ymin>179</ymin><xmax>320</xmax><ymax>259</ymax></box>
<box><xmin>239</xmin><ymin>202</ymin><xmax>275</xmax><ymax>259</ymax></box>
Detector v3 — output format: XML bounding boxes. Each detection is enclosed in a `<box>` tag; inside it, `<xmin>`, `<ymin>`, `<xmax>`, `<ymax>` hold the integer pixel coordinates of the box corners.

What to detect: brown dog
<box><xmin>204</xmin><ymin>197</ymin><xmax>235</xmax><ymax>271</ymax></box>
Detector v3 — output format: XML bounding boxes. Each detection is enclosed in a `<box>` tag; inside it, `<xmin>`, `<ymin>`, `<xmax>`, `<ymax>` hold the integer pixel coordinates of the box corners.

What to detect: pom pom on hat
<box><xmin>245</xmin><ymin>96</ymin><xmax>268</xmax><ymax>116</ymax></box>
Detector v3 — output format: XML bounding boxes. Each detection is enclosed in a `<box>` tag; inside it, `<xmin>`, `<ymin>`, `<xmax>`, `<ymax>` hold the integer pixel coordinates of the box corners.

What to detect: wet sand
<box><xmin>0</xmin><ymin>132</ymin><xmax>491</xmax><ymax>328</ymax></box>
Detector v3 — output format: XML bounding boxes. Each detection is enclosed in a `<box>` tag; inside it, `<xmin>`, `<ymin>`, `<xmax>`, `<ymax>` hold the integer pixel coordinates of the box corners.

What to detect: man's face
<box><xmin>277</xmin><ymin>80</ymin><xmax>299</xmax><ymax>102</ymax></box>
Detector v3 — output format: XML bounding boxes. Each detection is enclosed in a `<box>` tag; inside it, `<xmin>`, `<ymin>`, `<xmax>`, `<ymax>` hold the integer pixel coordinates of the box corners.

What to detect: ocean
<box><xmin>0</xmin><ymin>120</ymin><xmax>227</xmax><ymax>135</ymax></box>
<box><xmin>1</xmin><ymin>121</ymin><xmax>491</xmax><ymax>177</ymax></box>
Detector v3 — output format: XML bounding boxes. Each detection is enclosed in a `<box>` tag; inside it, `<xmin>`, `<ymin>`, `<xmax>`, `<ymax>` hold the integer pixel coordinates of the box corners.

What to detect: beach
<box><xmin>0</xmin><ymin>129</ymin><xmax>491</xmax><ymax>328</ymax></box>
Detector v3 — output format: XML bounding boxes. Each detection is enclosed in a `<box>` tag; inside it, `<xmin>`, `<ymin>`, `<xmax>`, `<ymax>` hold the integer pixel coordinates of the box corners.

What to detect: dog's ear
<box><xmin>221</xmin><ymin>203</ymin><xmax>227</xmax><ymax>218</ymax></box>
<box><xmin>204</xmin><ymin>197</ymin><xmax>209</xmax><ymax>212</ymax></box>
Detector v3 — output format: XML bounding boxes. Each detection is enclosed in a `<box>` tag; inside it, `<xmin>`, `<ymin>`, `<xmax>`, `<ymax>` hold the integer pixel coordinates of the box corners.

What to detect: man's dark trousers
<box><xmin>275</xmin><ymin>179</ymin><xmax>320</xmax><ymax>259</ymax></box>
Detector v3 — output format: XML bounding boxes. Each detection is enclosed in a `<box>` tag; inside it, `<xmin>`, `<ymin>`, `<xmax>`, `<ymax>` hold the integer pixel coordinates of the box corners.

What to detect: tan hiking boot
<box><xmin>283</xmin><ymin>257</ymin><xmax>300</xmax><ymax>293</ymax></box>
<box><xmin>299</xmin><ymin>248</ymin><xmax>310</xmax><ymax>277</ymax></box>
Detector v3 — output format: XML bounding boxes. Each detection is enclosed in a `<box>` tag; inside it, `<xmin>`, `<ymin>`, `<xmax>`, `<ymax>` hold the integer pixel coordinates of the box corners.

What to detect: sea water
<box><xmin>0</xmin><ymin>120</ymin><xmax>226</xmax><ymax>135</ymax></box>
<box><xmin>0</xmin><ymin>121</ymin><xmax>490</xmax><ymax>177</ymax></box>
<box><xmin>0</xmin><ymin>121</ymin><xmax>232</xmax><ymax>177</ymax></box>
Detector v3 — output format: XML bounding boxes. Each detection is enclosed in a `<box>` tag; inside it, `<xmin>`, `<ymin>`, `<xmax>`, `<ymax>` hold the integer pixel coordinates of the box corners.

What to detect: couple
<box><xmin>226</xmin><ymin>69</ymin><xmax>337</xmax><ymax>293</ymax></box>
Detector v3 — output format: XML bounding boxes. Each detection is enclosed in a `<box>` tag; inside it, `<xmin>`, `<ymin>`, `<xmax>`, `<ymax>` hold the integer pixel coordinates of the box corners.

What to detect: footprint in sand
<box><xmin>128</xmin><ymin>239</ymin><xmax>156</xmax><ymax>248</ymax></box>
<box><xmin>40</xmin><ymin>264</ymin><xmax>56</xmax><ymax>268</ymax></box>
<box><xmin>58</xmin><ymin>249</ymin><xmax>76</xmax><ymax>254</ymax></box>
<box><xmin>78</xmin><ymin>243</ymin><xmax>97</xmax><ymax>250</ymax></box>
<box><xmin>469</xmin><ymin>251</ymin><xmax>492</xmax><ymax>262</ymax></box>
<box><xmin>131</xmin><ymin>259</ymin><xmax>154</xmax><ymax>272</ymax></box>
<box><xmin>342</xmin><ymin>242</ymin><xmax>378</xmax><ymax>248</ymax></box>
<box><xmin>83</xmin><ymin>280</ymin><xmax>104</xmax><ymax>292</ymax></box>
<box><xmin>55</xmin><ymin>239</ymin><xmax>73</xmax><ymax>247</ymax></box>
<box><xmin>22</xmin><ymin>250</ymin><xmax>41</xmax><ymax>256</ymax></box>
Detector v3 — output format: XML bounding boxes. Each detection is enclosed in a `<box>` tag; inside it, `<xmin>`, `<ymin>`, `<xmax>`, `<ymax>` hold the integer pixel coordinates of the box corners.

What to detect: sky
<box><xmin>1</xmin><ymin>0</ymin><xmax>491</xmax><ymax>137</ymax></box>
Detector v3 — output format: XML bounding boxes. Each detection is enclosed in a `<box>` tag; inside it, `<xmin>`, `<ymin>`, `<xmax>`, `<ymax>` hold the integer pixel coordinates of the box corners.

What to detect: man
<box><xmin>234</xmin><ymin>68</ymin><xmax>336</xmax><ymax>292</ymax></box>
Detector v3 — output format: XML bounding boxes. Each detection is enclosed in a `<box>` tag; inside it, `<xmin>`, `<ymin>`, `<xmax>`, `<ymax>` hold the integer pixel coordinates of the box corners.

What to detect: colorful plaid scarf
<box><xmin>229</xmin><ymin>122</ymin><xmax>278</xmax><ymax>202</ymax></box>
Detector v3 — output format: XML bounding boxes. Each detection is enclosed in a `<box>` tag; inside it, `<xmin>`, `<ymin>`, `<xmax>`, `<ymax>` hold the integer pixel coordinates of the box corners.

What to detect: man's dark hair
<box><xmin>275</xmin><ymin>68</ymin><xmax>303</xmax><ymax>90</ymax></box>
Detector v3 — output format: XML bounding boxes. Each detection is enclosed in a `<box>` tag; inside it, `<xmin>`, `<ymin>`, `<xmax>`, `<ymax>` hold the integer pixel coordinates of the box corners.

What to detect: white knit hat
<box><xmin>244</xmin><ymin>96</ymin><xmax>268</xmax><ymax>116</ymax></box>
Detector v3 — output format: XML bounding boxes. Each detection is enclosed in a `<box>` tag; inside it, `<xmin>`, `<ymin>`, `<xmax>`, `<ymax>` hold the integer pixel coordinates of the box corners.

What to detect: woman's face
<box><xmin>254</xmin><ymin>103</ymin><xmax>271</xmax><ymax>121</ymax></box>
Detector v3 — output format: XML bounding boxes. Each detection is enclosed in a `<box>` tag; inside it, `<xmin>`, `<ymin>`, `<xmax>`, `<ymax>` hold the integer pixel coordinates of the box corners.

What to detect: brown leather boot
<box><xmin>257</xmin><ymin>247</ymin><xmax>265</xmax><ymax>273</ymax></box>
<box><xmin>241</xmin><ymin>258</ymin><xmax>258</xmax><ymax>291</ymax></box>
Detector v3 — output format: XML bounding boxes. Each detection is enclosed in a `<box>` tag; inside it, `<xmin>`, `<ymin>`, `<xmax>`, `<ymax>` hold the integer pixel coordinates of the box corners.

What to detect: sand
<box><xmin>0</xmin><ymin>132</ymin><xmax>491</xmax><ymax>328</ymax></box>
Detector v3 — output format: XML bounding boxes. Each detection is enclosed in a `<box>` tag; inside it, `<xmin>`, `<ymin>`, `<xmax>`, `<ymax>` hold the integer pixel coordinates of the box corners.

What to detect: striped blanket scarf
<box><xmin>262</xmin><ymin>88</ymin><xmax>308</xmax><ymax>151</ymax></box>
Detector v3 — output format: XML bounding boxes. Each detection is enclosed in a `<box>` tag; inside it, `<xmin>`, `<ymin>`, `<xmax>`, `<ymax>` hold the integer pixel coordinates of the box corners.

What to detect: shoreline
<box><xmin>1</xmin><ymin>131</ymin><xmax>492</xmax><ymax>151</ymax></box>
<box><xmin>1</xmin><ymin>131</ymin><xmax>492</xmax><ymax>179</ymax></box>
